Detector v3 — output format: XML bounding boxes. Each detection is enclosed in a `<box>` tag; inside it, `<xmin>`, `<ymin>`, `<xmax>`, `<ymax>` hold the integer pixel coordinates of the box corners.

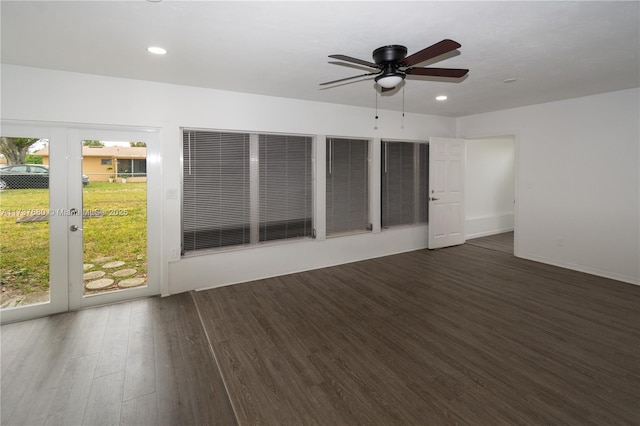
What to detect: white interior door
<box><xmin>428</xmin><ymin>137</ymin><xmax>465</xmax><ymax>249</ymax></box>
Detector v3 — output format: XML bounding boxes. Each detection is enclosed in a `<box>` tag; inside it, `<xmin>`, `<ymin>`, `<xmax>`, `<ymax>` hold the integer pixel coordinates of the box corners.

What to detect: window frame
<box><xmin>325</xmin><ymin>136</ymin><xmax>371</xmax><ymax>237</ymax></box>
<box><xmin>181</xmin><ymin>128</ymin><xmax>315</xmax><ymax>256</ymax></box>
<box><xmin>380</xmin><ymin>139</ymin><xmax>428</xmax><ymax>229</ymax></box>
<box><xmin>117</xmin><ymin>158</ymin><xmax>146</xmax><ymax>177</ymax></box>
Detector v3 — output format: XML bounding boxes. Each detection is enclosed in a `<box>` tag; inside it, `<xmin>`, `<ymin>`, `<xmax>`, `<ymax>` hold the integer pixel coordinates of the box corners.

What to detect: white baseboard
<box><xmin>466</xmin><ymin>227</ymin><xmax>514</xmax><ymax>240</ymax></box>
<box><xmin>465</xmin><ymin>213</ymin><xmax>514</xmax><ymax>239</ymax></box>
<box><xmin>517</xmin><ymin>253</ymin><xmax>640</xmax><ymax>286</ymax></box>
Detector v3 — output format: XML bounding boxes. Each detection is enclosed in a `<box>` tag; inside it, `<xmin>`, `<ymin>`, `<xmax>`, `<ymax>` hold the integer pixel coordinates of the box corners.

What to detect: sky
<box><xmin>29</xmin><ymin>139</ymin><xmax>131</xmax><ymax>153</ymax></box>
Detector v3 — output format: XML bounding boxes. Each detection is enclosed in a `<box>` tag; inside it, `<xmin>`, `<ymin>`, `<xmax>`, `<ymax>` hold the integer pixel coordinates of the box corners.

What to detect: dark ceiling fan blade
<box><xmin>328</xmin><ymin>54</ymin><xmax>378</xmax><ymax>69</ymax></box>
<box><xmin>319</xmin><ymin>72</ymin><xmax>379</xmax><ymax>86</ymax></box>
<box><xmin>405</xmin><ymin>67</ymin><xmax>469</xmax><ymax>78</ymax></box>
<box><xmin>400</xmin><ymin>39</ymin><xmax>461</xmax><ymax>67</ymax></box>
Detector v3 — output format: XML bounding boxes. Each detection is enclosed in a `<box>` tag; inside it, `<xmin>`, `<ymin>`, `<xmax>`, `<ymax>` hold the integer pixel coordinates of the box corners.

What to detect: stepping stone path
<box><xmin>118</xmin><ymin>278</ymin><xmax>146</xmax><ymax>288</ymax></box>
<box><xmin>85</xmin><ymin>278</ymin><xmax>115</xmax><ymax>290</ymax></box>
<box><xmin>83</xmin><ymin>258</ymin><xmax>146</xmax><ymax>292</ymax></box>
<box><xmin>0</xmin><ymin>291</ymin><xmax>50</xmax><ymax>309</ymax></box>
<box><xmin>112</xmin><ymin>268</ymin><xmax>137</xmax><ymax>277</ymax></box>
<box><xmin>5</xmin><ymin>258</ymin><xmax>146</xmax><ymax>307</ymax></box>
<box><xmin>83</xmin><ymin>270</ymin><xmax>106</xmax><ymax>280</ymax></box>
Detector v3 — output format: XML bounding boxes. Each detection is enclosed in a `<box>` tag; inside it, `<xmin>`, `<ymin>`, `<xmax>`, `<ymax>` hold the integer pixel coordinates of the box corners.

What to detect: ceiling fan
<box><xmin>320</xmin><ymin>39</ymin><xmax>468</xmax><ymax>91</ymax></box>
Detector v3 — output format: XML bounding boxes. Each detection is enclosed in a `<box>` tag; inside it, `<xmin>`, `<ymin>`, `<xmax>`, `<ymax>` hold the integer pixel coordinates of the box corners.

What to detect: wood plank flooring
<box><xmin>2</xmin><ymin>237</ymin><xmax>639</xmax><ymax>425</ymax></box>
<box><xmin>194</xmin><ymin>241</ymin><xmax>640</xmax><ymax>425</ymax></box>
<box><xmin>0</xmin><ymin>293</ymin><xmax>236</xmax><ymax>426</ymax></box>
<box><xmin>466</xmin><ymin>231</ymin><xmax>514</xmax><ymax>254</ymax></box>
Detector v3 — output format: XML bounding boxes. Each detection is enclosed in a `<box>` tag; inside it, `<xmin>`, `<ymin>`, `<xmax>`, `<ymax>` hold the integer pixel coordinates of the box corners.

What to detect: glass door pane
<box><xmin>80</xmin><ymin>140</ymin><xmax>147</xmax><ymax>298</ymax></box>
<box><xmin>0</xmin><ymin>137</ymin><xmax>51</xmax><ymax>310</ymax></box>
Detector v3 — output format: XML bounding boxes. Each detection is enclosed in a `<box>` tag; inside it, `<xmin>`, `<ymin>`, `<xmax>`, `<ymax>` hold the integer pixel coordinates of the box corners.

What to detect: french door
<box><xmin>0</xmin><ymin>123</ymin><xmax>160</xmax><ymax>323</ymax></box>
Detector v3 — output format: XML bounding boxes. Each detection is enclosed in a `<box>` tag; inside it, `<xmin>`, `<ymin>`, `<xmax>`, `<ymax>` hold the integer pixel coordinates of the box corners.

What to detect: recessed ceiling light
<box><xmin>503</xmin><ymin>78</ymin><xmax>517</xmax><ymax>83</ymax></box>
<box><xmin>147</xmin><ymin>46</ymin><xmax>167</xmax><ymax>55</ymax></box>
<box><xmin>435</xmin><ymin>95</ymin><xmax>448</xmax><ymax>101</ymax></box>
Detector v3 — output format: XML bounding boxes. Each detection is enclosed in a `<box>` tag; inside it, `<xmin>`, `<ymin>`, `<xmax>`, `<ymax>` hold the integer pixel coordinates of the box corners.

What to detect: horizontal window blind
<box><xmin>182</xmin><ymin>129</ymin><xmax>312</xmax><ymax>254</ymax></box>
<box><xmin>381</xmin><ymin>141</ymin><xmax>428</xmax><ymax>228</ymax></box>
<box><xmin>183</xmin><ymin>130</ymin><xmax>251</xmax><ymax>252</ymax></box>
<box><xmin>259</xmin><ymin>134</ymin><xmax>312</xmax><ymax>242</ymax></box>
<box><xmin>326</xmin><ymin>138</ymin><xmax>369</xmax><ymax>235</ymax></box>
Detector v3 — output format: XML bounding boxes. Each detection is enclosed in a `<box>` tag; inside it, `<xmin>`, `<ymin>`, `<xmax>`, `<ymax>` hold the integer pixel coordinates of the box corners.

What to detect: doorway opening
<box><xmin>464</xmin><ymin>135</ymin><xmax>516</xmax><ymax>254</ymax></box>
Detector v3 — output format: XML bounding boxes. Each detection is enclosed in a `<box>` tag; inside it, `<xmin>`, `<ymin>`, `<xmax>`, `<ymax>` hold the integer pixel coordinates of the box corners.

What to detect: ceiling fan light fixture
<box><xmin>375</xmin><ymin>73</ymin><xmax>405</xmax><ymax>89</ymax></box>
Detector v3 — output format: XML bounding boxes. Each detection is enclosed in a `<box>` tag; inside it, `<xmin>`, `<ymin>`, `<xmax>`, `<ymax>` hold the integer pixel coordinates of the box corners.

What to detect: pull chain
<box><xmin>401</xmin><ymin>84</ymin><xmax>405</xmax><ymax>128</ymax></box>
<box><xmin>374</xmin><ymin>88</ymin><xmax>379</xmax><ymax>129</ymax></box>
<box><xmin>375</xmin><ymin>89</ymin><xmax>379</xmax><ymax>120</ymax></box>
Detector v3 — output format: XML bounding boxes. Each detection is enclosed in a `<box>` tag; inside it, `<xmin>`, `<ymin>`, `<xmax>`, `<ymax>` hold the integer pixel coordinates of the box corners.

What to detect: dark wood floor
<box><xmin>195</xmin><ymin>239</ymin><xmax>639</xmax><ymax>425</ymax></box>
<box><xmin>466</xmin><ymin>231</ymin><xmax>514</xmax><ymax>254</ymax></box>
<box><xmin>1</xmin><ymin>293</ymin><xmax>236</xmax><ymax>426</ymax></box>
<box><xmin>2</xmin><ymin>235</ymin><xmax>639</xmax><ymax>425</ymax></box>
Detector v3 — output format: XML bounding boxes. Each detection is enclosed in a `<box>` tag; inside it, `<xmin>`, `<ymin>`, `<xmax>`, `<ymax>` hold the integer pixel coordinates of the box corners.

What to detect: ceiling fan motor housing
<box><xmin>373</xmin><ymin>45</ymin><xmax>408</xmax><ymax>87</ymax></box>
<box><xmin>372</xmin><ymin>45</ymin><xmax>408</xmax><ymax>65</ymax></box>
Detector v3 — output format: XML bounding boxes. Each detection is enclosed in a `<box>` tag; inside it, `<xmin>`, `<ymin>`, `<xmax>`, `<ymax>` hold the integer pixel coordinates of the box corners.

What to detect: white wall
<box><xmin>465</xmin><ymin>136</ymin><xmax>515</xmax><ymax>238</ymax></box>
<box><xmin>1</xmin><ymin>64</ymin><xmax>455</xmax><ymax>295</ymax></box>
<box><xmin>4</xmin><ymin>65</ymin><xmax>636</xmax><ymax>289</ymax></box>
<box><xmin>457</xmin><ymin>88</ymin><xmax>640</xmax><ymax>285</ymax></box>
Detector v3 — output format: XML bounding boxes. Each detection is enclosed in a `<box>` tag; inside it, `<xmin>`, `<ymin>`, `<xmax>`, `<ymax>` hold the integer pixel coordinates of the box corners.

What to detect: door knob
<box><xmin>69</xmin><ymin>225</ymin><xmax>83</xmax><ymax>232</ymax></box>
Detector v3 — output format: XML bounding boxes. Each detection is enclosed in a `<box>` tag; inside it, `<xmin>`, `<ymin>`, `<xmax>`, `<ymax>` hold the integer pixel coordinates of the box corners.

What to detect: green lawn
<box><xmin>0</xmin><ymin>182</ymin><xmax>147</xmax><ymax>301</ymax></box>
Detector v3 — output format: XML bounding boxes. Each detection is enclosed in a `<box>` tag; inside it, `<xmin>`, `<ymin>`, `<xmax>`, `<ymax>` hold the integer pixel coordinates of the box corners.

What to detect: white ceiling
<box><xmin>2</xmin><ymin>1</ymin><xmax>639</xmax><ymax>117</ymax></box>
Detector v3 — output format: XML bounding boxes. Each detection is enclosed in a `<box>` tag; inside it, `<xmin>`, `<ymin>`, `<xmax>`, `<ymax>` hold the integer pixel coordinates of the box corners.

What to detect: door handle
<box><xmin>430</xmin><ymin>197</ymin><xmax>440</xmax><ymax>201</ymax></box>
<box><xmin>69</xmin><ymin>225</ymin><xmax>83</xmax><ymax>232</ymax></box>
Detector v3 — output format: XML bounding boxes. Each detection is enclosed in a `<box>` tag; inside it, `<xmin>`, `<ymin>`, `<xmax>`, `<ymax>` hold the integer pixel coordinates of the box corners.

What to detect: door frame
<box><xmin>0</xmin><ymin>120</ymin><xmax>161</xmax><ymax>323</ymax></box>
<box><xmin>459</xmin><ymin>131</ymin><xmax>520</xmax><ymax>256</ymax></box>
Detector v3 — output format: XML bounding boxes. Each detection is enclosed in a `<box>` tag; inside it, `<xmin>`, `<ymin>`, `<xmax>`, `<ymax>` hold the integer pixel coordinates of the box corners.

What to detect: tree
<box><xmin>83</xmin><ymin>140</ymin><xmax>104</xmax><ymax>146</ymax></box>
<box><xmin>0</xmin><ymin>137</ymin><xmax>40</xmax><ymax>165</ymax></box>
<box><xmin>130</xmin><ymin>142</ymin><xmax>147</xmax><ymax>147</ymax></box>
<box><xmin>25</xmin><ymin>154</ymin><xmax>43</xmax><ymax>164</ymax></box>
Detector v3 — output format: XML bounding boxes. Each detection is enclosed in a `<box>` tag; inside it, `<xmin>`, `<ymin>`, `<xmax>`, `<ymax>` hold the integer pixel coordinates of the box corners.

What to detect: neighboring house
<box><xmin>34</xmin><ymin>146</ymin><xmax>147</xmax><ymax>182</ymax></box>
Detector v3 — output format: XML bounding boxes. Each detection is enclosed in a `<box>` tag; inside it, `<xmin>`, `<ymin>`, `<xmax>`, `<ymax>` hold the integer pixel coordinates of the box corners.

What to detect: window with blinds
<box><xmin>326</xmin><ymin>138</ymin><xmax>370</xmax><ymax>235</ymax></box>
<box><xmin>381</xmin><ymin>141</ymin><xmax>428</xmax><ymax>228</ymax></box>
<box><xmin>182</xmin><ymin>129</ymin><xmax>312</xmax><ymax>254</ymax></box>
<box><xmin>258</xmin><ymin>134</ymin><xmax>313</xmax><ymax>242</ymax></box>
